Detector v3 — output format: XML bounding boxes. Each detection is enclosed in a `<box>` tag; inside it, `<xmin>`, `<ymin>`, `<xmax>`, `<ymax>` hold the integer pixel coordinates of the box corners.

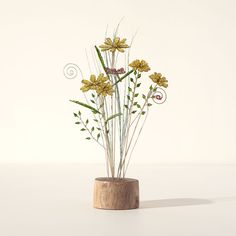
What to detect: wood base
<box><xmin>93</xmin><ymin>177</ymin><xmax>139</xmax><ymax>210</ymax></box>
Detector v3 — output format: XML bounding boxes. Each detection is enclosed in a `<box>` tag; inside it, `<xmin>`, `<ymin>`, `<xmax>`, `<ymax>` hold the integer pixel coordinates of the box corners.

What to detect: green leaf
<box><xmin>94</xmin><ymin>46</ymin><xmax>106</xmax><ymax>72</ymax></box>
<box><xmin>124</xmin><ymin>105</ymin><xmax>128</xmax><ymax>109</ymax></box>
<box><xmin>133</xmin><ymin>102</ymin><xmax>138</xmax><ymax>106</ymax></box>
<box><xmin>134</xmin><ymin>93</ymin><xmax>139</xmax><ymax>97</ymax></box>
<box><xmin>147</xmin><ymin>103</ymin><xmax>152</xmax><ymax>106</ymax></box>
<box><xmin>130</xmin><ymin>78</ymin><xmax>134</xmax><ymax>83</ymax></box>
<box><xmin>73</xmin><ymin>113</ymin><xmax>78</xmax><ymax>117</ymax></box>
<box><xmin>96</xmin><ymin>127</ymin><xmax>101</xmax><ymax>130</ymax></box>
<box><xmin>127</xmin><ymin>95</ymin><xmax>131</xmax><ymax>100</ymax></box>
<box><xmin>141</xmin><ymin>111</ymin><xmax>146</xmax><ymax>115</ymax></box>
<box><xmin>153</xmin><ymin>87</ymin><xmax>157</xmax><ymax>92</ymax></box>
<box><xmin>91</xmin><ymin>127</ymin><xmax>95</xmax><ymax>132</ymax></box>
<box><xmin>128</xmin><ymin>87</ymin><xmax>132</xmax><ymax>92</ymax></box>
<box><xmin>94</xmin><ymin>119</ymin><xmax>99</xmax><ymax>122</ymax></box>
<box><xmin>75</xmin><ymin>122</ymin><xmax>81</xmax><ymax>124</ymax></box>
<box><xmin>132</xmin><ymin>110</ymin><xmax>137</xmax><ymax>114</ymax></box>
<box><xmin>78</xmin><ymin>111</ymin><xmax>81</xmax><ymax>116</ymax></box>
<box><xmin>70</xmin><ymin>100</ymin><xmax>101</xmax><ymax>114</ymax></box>
<box><xmin>137</xmin><ymin>74</ymin><xmax>141</xmax><ymax>78</ymax></box>
<box><xmin>142</xmin><ymin>94</ymin><xmax>146</xmax><ymax>99</ymax></box>
<box><xmin>137</xmin><ymin>104</ymin><xmax>141</xmax><ymax>108</ymax></box>
<box><xmin>149</xmin><ymin>85</ymin><xmax>153</xmax><ymax>90</ymax></box>
<box><xmin>105</xmin><ymin>113</ymin><xmax>123</xmax><ymax>124</ymax></box>
<box><xmin>86</xmin><ymin>137</ymin><xmax>91</xmax><ymax>140</ymax></box>
<box><xmin>80</xmin><ymin>128</ymin><xmax>86</xmax><ymax>131</ymax></box>
<box><xmin>113</xmin><ymin>70</ymin><xmax>134</xmax><ymax>85</ymax></box>
<box><xmin>86</xmin><ymin>119</ymin><xmax>89</xmax><ymax>125</ymax></box>
<box><xmin>97</xmin><ymin>133</ymin><xmax>100</xmax><ymax>140</ymax></box>
<box><xmin>137</xmin><ymin>83</ymin><xmax>141</xmax><ymax>87</ymax></box>
<box><xmin>90</xmin><ymin>99</ymin><xmax>95</xmax><ymax>104</ymax></box>
<box><xmin>92</xmin><ymin>93</ymin><xmax>95</xmax><ymax>98</ymax></box>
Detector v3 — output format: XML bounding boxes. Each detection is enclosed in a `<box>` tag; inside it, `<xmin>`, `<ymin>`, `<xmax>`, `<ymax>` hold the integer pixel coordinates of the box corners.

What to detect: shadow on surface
<box><xmin>140</xmin><ymin>198</ymin><xmax>213</xmax><ymax>209</ymax></box>
<box><xmin>213</xmin><ymin>196</ymin><xmax>236</xmax><ymax>203</ymax></box>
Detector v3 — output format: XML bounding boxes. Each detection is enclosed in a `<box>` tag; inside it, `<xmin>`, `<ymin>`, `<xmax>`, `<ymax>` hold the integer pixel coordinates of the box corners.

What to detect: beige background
<box><xmin>0</xmin><ymin>2</ymin><xmax>236</xmax><ymax>235</ymax></box>
<box><xmin>0</xmin><ymin>0</ymin><xmax>236</xmax><ymax>164</ymax></box>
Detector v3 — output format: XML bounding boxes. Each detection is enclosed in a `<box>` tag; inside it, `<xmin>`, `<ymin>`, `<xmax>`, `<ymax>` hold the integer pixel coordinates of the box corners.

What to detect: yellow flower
<box><xmin>80</xmin><ymin>74</ymin><xmax>108</xmax><ymax>92</ymax></box>
<box><xmin>149</xmin><ymin>72</ymin><xmax>168</xmax><ymax>88</ymax></box>
<box><xmin>80</xmin><ymin>75</ymin><xmax>96</xmax><ymax>92</ymax></box>
<box><xmin>96</xmin><ymin>82</ymin><xmax>114</xmax><ymax>96</ymax></box>
<box><xmin>99</xmin><ymin>37</ymin><xmax>129</xmax><ymax>53</ymax></box>
<box><xmin>129</xmin><ymin>59</ymin><xmax>150</xmax><ymax>72</ymax></box>
<box><xmin>80</xmin><ymin>73</ymin><xmax>113</xmax><ymax>96</ymax></box>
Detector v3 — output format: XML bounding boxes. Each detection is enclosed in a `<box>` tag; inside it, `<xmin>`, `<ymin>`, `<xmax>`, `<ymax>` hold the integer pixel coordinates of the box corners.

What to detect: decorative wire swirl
<box><xmin>63</xmin><ymin>63</ymin><xmax>81</xmax><ymax>79</ymax></box>
<box><xmin>152</xmin><ymin>87</ymin><xmax>167</xmax><ymax>104</ymax></box>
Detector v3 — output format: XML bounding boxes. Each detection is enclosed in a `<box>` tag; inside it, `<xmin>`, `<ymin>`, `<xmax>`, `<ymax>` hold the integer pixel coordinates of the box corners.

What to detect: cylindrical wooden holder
<box><xmin>93</xmin><ymin>177</ymin><xmax>139</xmax><ymax>210</ymax></box>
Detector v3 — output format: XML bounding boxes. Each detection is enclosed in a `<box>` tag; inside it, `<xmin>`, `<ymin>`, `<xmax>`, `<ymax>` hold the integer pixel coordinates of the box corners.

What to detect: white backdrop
<box><xmin>0</xmin><ymin>0</ymin><xmax>235</xmax><ymax>164</ymax></box>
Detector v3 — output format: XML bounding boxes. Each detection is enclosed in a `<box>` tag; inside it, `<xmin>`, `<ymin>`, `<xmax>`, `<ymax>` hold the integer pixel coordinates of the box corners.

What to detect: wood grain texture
<box><xmin>93</xmin><ymin>177</ymin><xmax>139</xmax><ymax>210</ymax></box>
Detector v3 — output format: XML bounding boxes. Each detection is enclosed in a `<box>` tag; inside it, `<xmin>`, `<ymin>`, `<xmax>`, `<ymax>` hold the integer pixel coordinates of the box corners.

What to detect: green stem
<box><xmin>113</xmin><ymin>70</ymin><xmax>134</xmax><ymax>86</ymax></box>
<box><xmin>118</xmin><ymin>72</ymin><xmax>138</xmax><ymax>178</ymax></box>
<box><xmin>79</xmin><ymin>116</ymin><xmax>104</xmax><ymax>148</ymax></box>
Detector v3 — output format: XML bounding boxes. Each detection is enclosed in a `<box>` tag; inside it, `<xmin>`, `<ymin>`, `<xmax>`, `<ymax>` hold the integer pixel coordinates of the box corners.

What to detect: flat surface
<box><xmin>0</xmin><ymin>164</ymin><xmax>236</xmax><ymax>236</ymax></box>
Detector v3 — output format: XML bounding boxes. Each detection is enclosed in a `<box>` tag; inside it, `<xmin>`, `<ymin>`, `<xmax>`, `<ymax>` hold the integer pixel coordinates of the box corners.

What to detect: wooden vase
<box><xmin>93</xmin><ymin>177</ymin><xmax>139</xmax><ymax>210</ymax></box>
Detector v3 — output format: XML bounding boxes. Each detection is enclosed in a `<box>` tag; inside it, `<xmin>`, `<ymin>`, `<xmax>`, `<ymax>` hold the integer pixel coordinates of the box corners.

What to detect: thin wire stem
<box><xmin>124</xmin><ymin>106</ymin><xmax>150</xmax><ymax>176</ymax></box>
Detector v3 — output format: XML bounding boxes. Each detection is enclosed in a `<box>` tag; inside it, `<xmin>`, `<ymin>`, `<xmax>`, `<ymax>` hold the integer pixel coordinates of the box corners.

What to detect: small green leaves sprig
<box><xmin>124</xmin><ymin>71</ymin><xmax>141</xmax><ymax>112</ymax></box>
<box><xmin>129</xmin><ymin>84</ymin><xmax>157</xmax><ymax>126</ymax></box>
<box><xmin>73</xmin><ymin>111</ymin><xmax>103</xmax><ymax>147</ymax></box>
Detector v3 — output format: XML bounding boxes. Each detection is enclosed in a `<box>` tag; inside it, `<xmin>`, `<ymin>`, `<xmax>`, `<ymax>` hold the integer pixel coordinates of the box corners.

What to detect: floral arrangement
<box><xmin>68</xmin><ymin>28</ymin><xmax>168</xmax><ymax>178</ymax></box>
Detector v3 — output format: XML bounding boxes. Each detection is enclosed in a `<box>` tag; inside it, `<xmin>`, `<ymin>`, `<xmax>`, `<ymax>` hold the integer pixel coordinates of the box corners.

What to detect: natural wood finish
<box><xmin>93</xmin><ymin>177</ymin><xmax>139</xmax><ymax>210</ymax></box>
